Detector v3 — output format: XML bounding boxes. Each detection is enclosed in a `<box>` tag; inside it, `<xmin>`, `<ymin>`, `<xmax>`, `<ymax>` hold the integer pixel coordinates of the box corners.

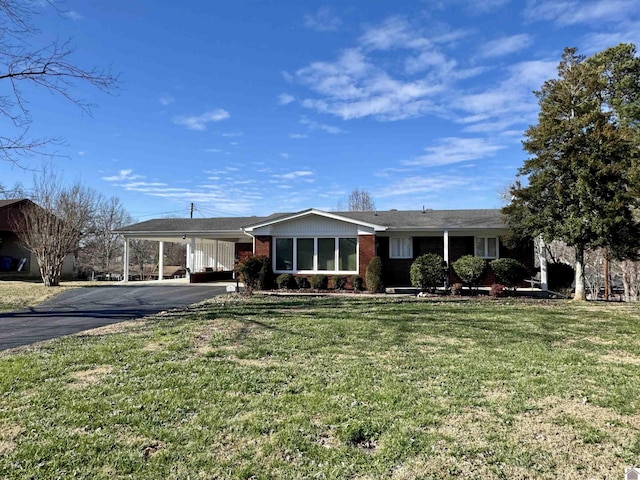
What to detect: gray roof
<box><xmin>335</xmin><ymin>209</ymin><xmax>505</xmax><ymax>230</ymax></box>
<box><xmin>118</xmin><ymin>209</ymin><xmax>505</xmax><ymax>234</ymax></box>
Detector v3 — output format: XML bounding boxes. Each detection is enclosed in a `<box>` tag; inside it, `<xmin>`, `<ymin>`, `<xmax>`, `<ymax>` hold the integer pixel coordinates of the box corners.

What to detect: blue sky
<box><xmin>3</xmin><ymin>0</ymin><xmax>640</xmax><ymax>220</ymax></box>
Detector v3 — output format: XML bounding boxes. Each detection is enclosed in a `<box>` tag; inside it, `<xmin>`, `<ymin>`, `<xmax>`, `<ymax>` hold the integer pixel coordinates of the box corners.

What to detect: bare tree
<box><xmin>0</xmin><ymin>180</ymin><xmax>27</xmax><ymax>198</ymax></box>
<box><xmin>0</xmin><ymin>0</ymin><xmax>118</xmax><ymax>165</ymax></box>
<box><xmin>76</xmin><ymin>196</ymin><xmax>132</xmax><ymax>277</ymax></box>
<box><xmin>12</xmin><ymin>168</ymin><xmax>98</xmax><ymax>286</ymax></box>
<box><xmin>347</xmin><ymin>188</ymin><xmax>375</xmax><ymax>211</ymax></box>
<box><xmin>129</xmin><ymin>239</ymin><xmax>158</xmax><ymax>280</ymax></box>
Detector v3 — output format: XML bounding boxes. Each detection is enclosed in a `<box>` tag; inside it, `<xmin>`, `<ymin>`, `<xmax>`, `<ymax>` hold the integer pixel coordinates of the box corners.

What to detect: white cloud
<box><xmin>279</xmin><ymin>153</ymin><xmax>290</xmax><ymax>159</ymax></box>
<box><xmin>304</xmin><ymin>7</ymin><xmax>342</xmax><ymax>32</ymax></box>
<box><xmin>524</xmin><ymin>0</ymin><xmax>635</xmax><ymax>26</ymax></box>
<box><xmin>405</xmin><ymin>137</ymin><xmax>506</xmax><ymax>167</ymax></box>
<box><xmin>273</xmin><ymin>170</ymin><xmax>314</xmax><ymax>180</ymax></box>
<box><xmin>480</xmin><ymin>34</ymin><xmax>533</xmax><ymax>58</ymax></box>
<box><xmin>159</xmin><ymin>94</ymin><xmax>175</xmax><ymax>106</ymax></box>
<box><xmin>221</xmin><ymin>131</ymin><xmax>243</xmax><ymax>137</ymax></box>
<box><xmin>64</xmin><ymin>10</ymin><xmax>83</xmax><ymax>20</ymax></box>
<box><xmin>204</xmin><ymin>148</ymin><xmax>222</xmax><ymax>153</ymax></box>
<box><xmin>102</xmin><ymin>169</ymin><xmax>144</xmax><ymax>182</ymax></box>
<box><xmin>278</xmin><ymin>93</ymin><xmax>296</xmax><ymax>105</ymax></box>
<box><xmin>377</xmin><ymin>175</ymin><xmax>472</xmax><ymax>197</ymax></box>
<box><xmin>290</xmin><ymin>133</ymin><xmax>309</xmax><ymax>139</ymax></box>
<box><xmin>173</xmin><ymin>109</ymin><xmax>230</xmax><ymax>131</ymax></box>
<box><xmin>77</xmin><ymin>151</ymin><xmax>86</xmax><ymax>156</ymax></box>
<box><xmin>299</xmin><ymin>116</ymin><xmax>344</xmax><ymax>134</ymax></box>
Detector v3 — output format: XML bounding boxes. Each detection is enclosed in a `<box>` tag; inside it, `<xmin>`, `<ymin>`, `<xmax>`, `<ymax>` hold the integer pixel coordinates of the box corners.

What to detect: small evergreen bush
<box><xmin>410</xmin><ymin>253</ymin><xmax>447</xmax><ymax>293</ymax></box>
<box><xmin>332</xmin><ymin>275</ymin><xmax>347</xmax><ymax>290</ymax></box>
<box><xmin>276</xmin><ymin>273</ymin><xmax>295</xmax><ymax>289</ymax></box>
<box><xmin>351</xmin><ymin>274</ymin><xmax>363</xmax><ymax>291</ymax></box>
<box><xmin>236</xmin><ymin>255</ymin><xmax>272</xmax><ymax>294</ymax></box>
<box><xmin>365</xmin><ymin>257</ymin><xmax>384</xmax><ymax>293</ymax></box>
<box><xmin>295</xmin><ymin>276</ymin><xmax>310</xmax><ymax>289</ymax></box>
<box><xmin>490</xmin><ymin>258</ymin><xmax>528</xmax><ymax>291</ymax></box>
<box><xmin>452</xmin><ymin>255</ymin><xmax>487</xmax><ymax>293</ymax></box>
<box><xmin>311</xmin><ymin>274</ymin><xmax>328</xmax><ymax>290</ymax></box>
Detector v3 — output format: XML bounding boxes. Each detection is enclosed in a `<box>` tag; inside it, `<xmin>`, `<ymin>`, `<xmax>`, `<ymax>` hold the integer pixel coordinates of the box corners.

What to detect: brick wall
<box><xmin>358</xmin><ymin>234</ymin><xmax>376</xmax><ymax>287</ymax></box>
<box><xmin>254</xmin><ymin>236</ymin><xmax>272</xmax><ymax>258</ymax></box>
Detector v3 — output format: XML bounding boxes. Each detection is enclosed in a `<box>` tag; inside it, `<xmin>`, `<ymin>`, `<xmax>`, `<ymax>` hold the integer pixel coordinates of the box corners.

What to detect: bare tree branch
<box><xmin>0</xmin><ymin>0</ymin><xmax>119</xmax><ymax>164</ymax></box>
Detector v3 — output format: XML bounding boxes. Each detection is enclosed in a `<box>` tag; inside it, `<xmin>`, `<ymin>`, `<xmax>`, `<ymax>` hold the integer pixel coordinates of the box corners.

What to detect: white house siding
<box><xmin>269</xmin><ymin>216</ymin><xmax>359</xmax><ymax>236</ymax></box>
<box><xmin>193</xmin><ymin>239</ymin><xmax>235</xmax><ymax>271</ymax></box>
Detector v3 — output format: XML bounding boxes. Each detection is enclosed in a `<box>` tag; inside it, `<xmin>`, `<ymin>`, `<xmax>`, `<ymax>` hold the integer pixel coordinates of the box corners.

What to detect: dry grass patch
<box><xmin>600</xmin><ymin>352</ymin><xmax>640</xmax><ymax>365</ymax></box>
<box><xmin>0</xmin><ymin>423</ymin><xmax>23</xmax><ymax>455</ymax></box>
<box><xmin>69</xmin><ymin>365</ymin><xmax>113</xmax><ymax>389</ymax></box>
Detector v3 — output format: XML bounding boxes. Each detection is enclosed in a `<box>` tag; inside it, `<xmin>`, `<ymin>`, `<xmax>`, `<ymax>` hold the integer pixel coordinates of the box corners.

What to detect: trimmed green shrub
<box><xmin>332</xmin><ymin>275</ymin><xmax>347</xmax><ymax>290</ymax></box>
<box><xmin>452</xmin><ymin>255</ymin><xmax>487</xmax><ymax>292</ymax></box>
<box><xmin>365</xmin><ymin>256</ymin><xmax>384</xmax><ymax>293</ymax></box>
<box><xmin>351</xmin><ymin>274</ymin><xmax>363</xmax><ymax>291</ymax></box>
<box><xmin>295</xmin><ymin>276</ymin><xmax>310</xmax><ymax>289</ymax></box>
<box><xmin>236</xmin><ymin>255</ymin><xmax>272</xmax><ymax>294</ymax></box>
<box><xmin>311</xmin><ymin>274</ymin><xmax>328</xmax><ymax>290</ymax></box>
<box><xmin>410</xmin><ymin>253</ymin><xmax>447</xmax><ymax>293</ymax></box>
<box><xmin>490</xmin><ymin>258</ymin><xmax>528</xmax><ymax>290</ymax></box>
<box><xmin>276</xmin><ymin>273</ymin><xmax>295</xmax><ymax>289</ymax></box>
<box><xmin>547</xmin><ymin>263</ymin><xmax>575</xmax><ymax>291</ymax></box>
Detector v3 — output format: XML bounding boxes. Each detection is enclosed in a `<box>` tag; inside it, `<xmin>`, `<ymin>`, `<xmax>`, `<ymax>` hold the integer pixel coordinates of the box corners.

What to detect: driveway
<box><xmin>0</xmin><ymin>285</ymin><xmax>227</xmax><ymax>351</ymax></box>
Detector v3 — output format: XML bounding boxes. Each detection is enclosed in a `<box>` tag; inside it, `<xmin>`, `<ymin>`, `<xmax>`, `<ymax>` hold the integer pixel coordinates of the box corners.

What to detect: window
<box><xmin>318</xmin><ymin>238</ymin><xmax>335</xmax><ymax>270</ymax></box>
<box><xmin>339</xmin><ymin>237</ymin><xmax>357</xmax><ymax>271</ymax></box>
<box><xmin>390</xmin><ymin>237</ymin><xmax>413</xmax><ymax>259</ymax></box>
<box><xmin>297</xmin><ymin>238</ymin><xmax>314</xmax><ymax>270</ymax></box>
<box><xmin>475</xmin><ymin>237</ymin><xmax>498</xmax><ymax>259</ymax></box>
<box><xmin>275</xmin><ymin>238</ymin><xmax>293</xmax><ymax>270</ymax></box>
<box><xmin>274</xmin><ymin>237</ymin><xmax>358</xmax><ymax>273</ymax></box>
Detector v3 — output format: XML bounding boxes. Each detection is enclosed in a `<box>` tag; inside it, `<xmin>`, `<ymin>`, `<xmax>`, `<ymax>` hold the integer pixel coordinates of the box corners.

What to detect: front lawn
<box><xmin>1</xmin><ymin>296</ymin><xmax>639</xmax><ymax>478</ymax></box>
<box><xmin>0</xmin><ymin>281</ymin><xmax>101</xmax><ymax>312</ymax></box>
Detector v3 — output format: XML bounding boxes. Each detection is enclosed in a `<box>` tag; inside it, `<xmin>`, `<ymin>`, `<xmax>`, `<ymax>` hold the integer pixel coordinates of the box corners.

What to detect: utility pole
<box><xmin>190</xmin><ymin>202</ymin><xmax>194</xmax><ymax>219</ymax></box>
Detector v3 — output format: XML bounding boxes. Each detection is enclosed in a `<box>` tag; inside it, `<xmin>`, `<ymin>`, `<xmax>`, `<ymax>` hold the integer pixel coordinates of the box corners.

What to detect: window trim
<box><xmin>475</xmin><ymin>237</ymin><xmax>499</xmax><ymax>259</ymax></box>
<box><xmin>272</xmin><ymin>236</ymin><xmax>359</xmax><ymax>274</ymax></box>
<box><xmin>389</xmin><ymin>236</ymin><xmax>413</xmax><ymax>259</ymax></box>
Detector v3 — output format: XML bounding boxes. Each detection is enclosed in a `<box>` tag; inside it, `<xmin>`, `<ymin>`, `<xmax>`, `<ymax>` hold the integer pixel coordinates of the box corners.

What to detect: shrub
<box><xmin>311</xmin><ymin>274</ymin><xmax>328</xmax><ymax>290</ymax></box>
<box><xmin>365</xmin><ymin>257</ymin><xmax>384</xmax><ymax>293</ymax></box>
<box><xmin>295</xmin><ymin>276</ymin><xmax>310</xmax><ymax>289</ymax></box>
<box><xmin>547</xmin><ymin>263</ymin><xmax>575</xmax><ymax>292</ymax></box>
<box><xmin>351</xmin><ymin>274</ymin><xmax>363</xmax><ymax>291</ymax></box>
<box><xmin>410</xmin><ymin>253</ymin><xmax>447</xmax><ymax>293</ymax></box>
<box><xmin>490</xmin><ymin>258</ymin><xmax>528</xmax><ymax>290</ymax></box>
<box><xmin>490</xmin><ymin>283</ymin><xmax>506</xmax><ymax>297</ymax></box>
<box><xmin>332</xmin><ymin>275</ymin><xmax>347</xmax><ymax>290</ymax></box>
<box><xmin>236</xmin><ymin>255</ymin><xmax>272</xmax><ymax>294</ymax></box>
<box><xmin>450</xmin><ymin>282</ymin><xmax>463</xmax><ymax>296</ymax></box>
<box><xmin>276</xmin><ymin>273</ymin><xmax>295</xmax><ymax>289</ymax></box>
<box><xmin>452</xmin><ymin>255</ymin><xmax>487</xmax><ymax>292</ymax></box>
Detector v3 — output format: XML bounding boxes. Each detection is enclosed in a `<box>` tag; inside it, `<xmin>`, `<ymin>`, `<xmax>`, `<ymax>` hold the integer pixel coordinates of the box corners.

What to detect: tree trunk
<box><xmin>574</xmin><ymin>247</ymin><xmax>587</xmax><ymax>301</ymax></box>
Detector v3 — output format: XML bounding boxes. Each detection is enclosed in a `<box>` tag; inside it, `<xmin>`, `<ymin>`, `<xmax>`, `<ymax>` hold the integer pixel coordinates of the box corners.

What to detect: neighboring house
<box><xmin>117</xmin><ymin>208</ymin><xmax>534</xmax><ymax>287</ymax></box>
<box><xmin>0</xmin><ymin>199</ymin><xmax>74</xmax><ymax>279</ymax></box>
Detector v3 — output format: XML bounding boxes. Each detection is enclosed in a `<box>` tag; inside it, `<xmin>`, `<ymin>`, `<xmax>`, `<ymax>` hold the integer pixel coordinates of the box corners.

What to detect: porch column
<box><xmin>443</xmin><ymin>230</ymin><xmax>449</xmax><ymax>287</ymax></box>
<box><xmin>123</xmin><ymin>237</ymin><xmax>130</xmax><ymax>282</ymax></box>
<box><xmin>443</xmin><ymin>230</ymin><xmax>449</xmax><ymax>264</ymax></box>
<box><xmin>188</xmin><ymin>237</ymin><xmax>196</xmax><ymax>273</ymax></box>
<box><xmin>538</xmin><ymin>236</ymin><xmax>548</xmax><ymax>292</ymax></box>
<box><xmin>158</xmin><ymin>241</ymin><xmax>164</xmax><ymax>281</ymax></box>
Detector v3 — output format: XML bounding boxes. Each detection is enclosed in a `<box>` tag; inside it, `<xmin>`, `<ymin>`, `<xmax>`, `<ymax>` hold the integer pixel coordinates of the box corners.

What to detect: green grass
<box><xmin>1</xmin><ymin>295</ymin><xmax>640</xmax><ymax>478</ymax></box>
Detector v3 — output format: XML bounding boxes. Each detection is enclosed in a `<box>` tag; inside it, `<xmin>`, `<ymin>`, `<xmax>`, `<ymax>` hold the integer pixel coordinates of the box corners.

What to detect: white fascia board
<box><xmin>243</xmin><ymin>209</ymin><xmax>387</xmax><ymax>232</ymax></box>
<box><xmin>121</xmin><ymin>230</ymin><xmax>252</xmax><ymax>240</ymax></box>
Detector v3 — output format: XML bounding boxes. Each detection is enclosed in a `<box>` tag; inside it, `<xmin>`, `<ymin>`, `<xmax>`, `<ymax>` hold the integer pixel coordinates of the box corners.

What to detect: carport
<box><xmin>117</xmin><ymin>216</ymin><xmax>263</xmax><ymax>283</ymax></box>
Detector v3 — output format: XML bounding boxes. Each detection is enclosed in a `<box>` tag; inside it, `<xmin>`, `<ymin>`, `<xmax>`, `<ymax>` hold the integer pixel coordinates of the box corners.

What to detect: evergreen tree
<box><xmin>504</xmin><ymin>45</ymin><xmax>640</xmax><ymax>301</ymax></box>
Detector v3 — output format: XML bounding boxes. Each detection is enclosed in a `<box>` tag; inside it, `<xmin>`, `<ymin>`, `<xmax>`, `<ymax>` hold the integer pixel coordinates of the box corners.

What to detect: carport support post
<box><xmin>123</xmin><ymin>237</ymin><xmax>130</xmax><ymax>283</ymax></box>
<box><xmin>158</xmin><ymin>241</ymin><xmax>164</xmax><ymax>281</ymax></box>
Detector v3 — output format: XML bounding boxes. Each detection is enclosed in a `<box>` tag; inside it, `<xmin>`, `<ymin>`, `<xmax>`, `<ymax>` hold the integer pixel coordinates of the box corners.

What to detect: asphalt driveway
<box><xmin>0</xmin><ymin>285</ymin><xmax>227</xmax><ymax>351</ymax></box>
